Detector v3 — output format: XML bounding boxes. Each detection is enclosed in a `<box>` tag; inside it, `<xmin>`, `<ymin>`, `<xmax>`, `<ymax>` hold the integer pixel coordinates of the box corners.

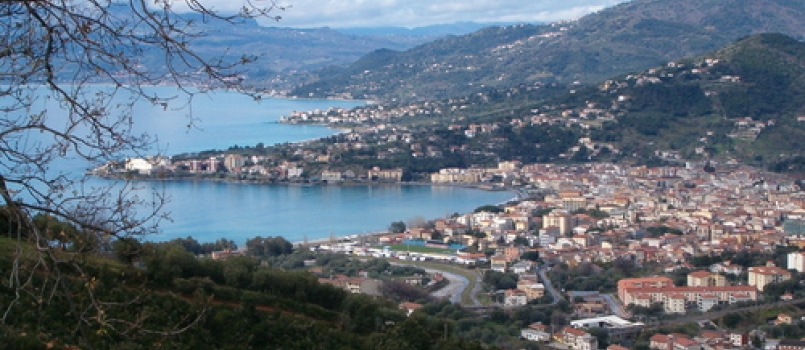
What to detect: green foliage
<box><xmin>389</xmin><ymin>221</ymin><xmax>407</xmax><ymax>233</ymax></box>
<box><xmin>644</xmin><ymin>225</ymin><xmax>683</xmax><ymax>238</ymax></box>
<box><xmin>474</xmin><ymin>205</ymin><xmax>503</xmax><ymax>213</ymax></box>
<box><xmin>1</xmin><ymin>236</ymin><xmax>494</xmax><ymax>349</ymax></box>
<box><xmin>483</xmin><ymin>270</ymin><xmax>519</xmax><ymax>290</ymax></box>
<box><xmin>520</xmin><ymin>251</ymin><xmax>539</xmax><ymax>262</ymax></box>
<box><xmin>245</xmin><ymin>236</ymin><xmax>293</xmax><ymax>257</ymax></box>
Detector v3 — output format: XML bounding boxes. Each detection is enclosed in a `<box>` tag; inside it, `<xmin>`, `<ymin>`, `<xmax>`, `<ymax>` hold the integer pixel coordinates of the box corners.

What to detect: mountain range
<box><xmin>288</xmin><ymin>0</ymin><xmax>805</xmax><ymax>102</ymax></box>
<box><xmin>91</xmin><ymin>9</ymin><xmax>499</xmax><ymax>86</ymax></box>
<box><xmin>289</xmin><ymin>33</ymin><xmax>805</xmax><ymax>173</ymax></box>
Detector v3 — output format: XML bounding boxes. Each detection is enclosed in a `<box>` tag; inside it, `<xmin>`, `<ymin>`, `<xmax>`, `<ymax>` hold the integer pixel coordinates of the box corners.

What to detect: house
<box><xmin>511</xmin><ymin>260</ymin><xmax>534</xmax><ymax>274</ymax></box>
<box><xmin>569</xmin><ymin>292</ymin><xmax>610</xmax><ymax>317</ymax></box>
<box><xmin>211</xmin><ymin>249</ymin><xmax>244</xmax><ymax>260</ymax></box>
<box><xmin>504</xmin><ymin>289</ymin><xmax>528</xmax><ymax>307</ymax></box>
<box><xmin>490</xmin><ymin>255</ymin><xmax>508</xmax><ymax>272</ymax></box>
<box><xmin>649</xmin><ymin>333</ymin><xmax>701</xmax><ymax>350</ymax></box>
<box><xmin>774</xmin><ymin>313</ymin><xmax>793</xmax><ymax>325</ymax></box>
<box><xmin>521</xmin><ymin>325</ymin><xmax>551</xmax><ymax>342</ymax></box>
<box><xmin>517</xmin><ymin>281</ymin><xmax>546</xmax><ymax>302</ymax></box>
<box><xmin>400</xmin><ymin>302</ymin><xmax>423</xmax><ymax>317</ymax></box>
<box><xmin>687</xmin><ymin>270</ymin><xmax>727</xmax><ymax>287</ymax></box>
<box><xmin>557</xmin><ymin>327</ymin><xmax>599</xmax><ymax>350</ymax></box>
<box><xmin>318</xmin><ymin>275</ymin><xmax>381</xmax><ymax>296</ymax></box>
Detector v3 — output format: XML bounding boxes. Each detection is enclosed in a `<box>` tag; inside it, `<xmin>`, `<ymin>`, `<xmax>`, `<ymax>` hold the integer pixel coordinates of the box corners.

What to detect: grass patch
<box><xmin>386</xmin><ymin>244</ymin><xmax>455</xmax><ymax>254</ymax></box>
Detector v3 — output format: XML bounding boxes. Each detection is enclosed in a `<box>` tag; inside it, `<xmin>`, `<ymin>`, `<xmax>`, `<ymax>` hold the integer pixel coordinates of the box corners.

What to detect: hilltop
<box><xmin>289</xmin><ymin>0</ymin><xmax>805</xmax><ymax>102</ymax></box>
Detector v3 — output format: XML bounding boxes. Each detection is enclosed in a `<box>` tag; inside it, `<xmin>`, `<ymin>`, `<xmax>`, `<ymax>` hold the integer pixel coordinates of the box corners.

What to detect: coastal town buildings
<box><xmin>747</xmin><ymin>264</ymin><xmax>792</xmax><ymax>291</ymax></box>
<box><xmin>617</xmin><ymin>276</ymin><xmax>758</xmax><ymax>314</ymax></box>
<box><xmin>556</xmin><ymin>327</ymin><xmax>599</xmax><ymax>350</ymax></box>
<box><xmin>105</xmin><ymin>150</ymin><xmax>805</xmax><ymax>325</ymax></box>
<box><xmin>788</xmin><ymin>251</ymin><xmax>805</xmax><ymax>272</ymax></box>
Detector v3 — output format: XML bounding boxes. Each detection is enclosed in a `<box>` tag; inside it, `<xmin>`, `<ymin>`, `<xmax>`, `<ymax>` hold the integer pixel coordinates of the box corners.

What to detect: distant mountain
<box><xmin>78</xmin><ymin>8</ymin><xmax>447</xmax><ymax>87</ymax></box>
<box><xmin>289</xmin><ymin>0</ymin><xmax>805</xmax><ymax>102</ymax></box>
<box><xmin>186</xmin><ymin>21</ymin><xmax>437</xmax><ymax>74</ymax></box>
<box><xmin>335</xmin><ymin>22</ymin><xmax>524</xmax><ymax>37</ymax></box>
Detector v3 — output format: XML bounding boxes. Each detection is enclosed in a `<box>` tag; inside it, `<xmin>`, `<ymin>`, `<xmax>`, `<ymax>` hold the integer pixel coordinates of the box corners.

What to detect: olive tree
<box><xmin>0</xmin><ymin>0</ymin><xmax>280</xmax><ymax>344</ymax></box>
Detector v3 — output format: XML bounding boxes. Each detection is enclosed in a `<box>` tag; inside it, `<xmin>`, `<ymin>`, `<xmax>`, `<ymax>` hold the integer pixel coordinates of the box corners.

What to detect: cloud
<box><xmin>175</xmin><ymin>0</ymin><xmax>628</xmax><ymax>28</ymax></box>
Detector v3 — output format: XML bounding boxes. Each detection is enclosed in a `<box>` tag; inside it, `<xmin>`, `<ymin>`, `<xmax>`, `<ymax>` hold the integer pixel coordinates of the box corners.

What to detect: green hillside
<box><xmin>290</xmin><ymin>0</ymin><xmax>805</xmax><ymax>102</ymax></box>
<box><xmin>584</xmin><ymin>33</ymin><xmax>805</xmax><ymax>167</ymax></box>
<box><xmin>283</xmin><ymin>33</ymin><xmax>805</xmax><ymax>177</ymax></box>
<box><xmin>0</xmin><ymin>233</ymin><xmax>493</xmax><ymax>349</ymax></box>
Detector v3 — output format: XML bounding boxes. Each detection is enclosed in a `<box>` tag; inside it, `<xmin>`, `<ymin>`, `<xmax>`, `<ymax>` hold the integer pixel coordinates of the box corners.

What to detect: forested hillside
<box><xmin>0</xmin><ymin>230</ymin><xmax>493</xmax><ymax>349</ymax></box>
<box><xmin>290</xmin><ymin>0</ymin><xmax>805</xmax><ymax>102</ymax></box>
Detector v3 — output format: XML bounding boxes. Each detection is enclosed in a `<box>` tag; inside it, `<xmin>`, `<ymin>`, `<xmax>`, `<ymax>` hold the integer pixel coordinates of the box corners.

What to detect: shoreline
<box><xmin>93</xmin><ymin>172</ymin><xmax>516</xmax><ymax>195</ymax></box>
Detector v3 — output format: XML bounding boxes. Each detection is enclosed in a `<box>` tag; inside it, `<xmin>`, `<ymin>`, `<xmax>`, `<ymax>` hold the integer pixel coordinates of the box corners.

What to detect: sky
<box><xmin>185</xmin><ymin>0</ymin><xmax>631</xmax><ymax>28</ymax></box>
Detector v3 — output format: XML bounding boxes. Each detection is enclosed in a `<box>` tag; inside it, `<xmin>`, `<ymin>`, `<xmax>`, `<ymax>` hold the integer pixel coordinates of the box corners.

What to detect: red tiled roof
<box><xmin>688</xmin><ymin>270</ymin><xmax>712</xmax><ymax>278</ymax></box>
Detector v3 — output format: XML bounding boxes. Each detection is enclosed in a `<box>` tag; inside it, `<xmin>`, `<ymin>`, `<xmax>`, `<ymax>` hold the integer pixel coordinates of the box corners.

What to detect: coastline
<box><xmin>94</xmin><ymin>172</ymin><xmax>518</xmax><ymax>200</ymax></box>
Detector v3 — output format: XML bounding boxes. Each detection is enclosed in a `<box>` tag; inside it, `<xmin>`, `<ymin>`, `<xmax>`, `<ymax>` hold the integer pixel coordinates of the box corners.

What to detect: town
<box><xmin>85</xmin><ymin>55</ymin><xmax>805</xmax><ymax>350</ymax></box>
<box><xmin>190</xmin><ymin>159</ymin><xmax>805</xmax><ymax>350</ymax></box>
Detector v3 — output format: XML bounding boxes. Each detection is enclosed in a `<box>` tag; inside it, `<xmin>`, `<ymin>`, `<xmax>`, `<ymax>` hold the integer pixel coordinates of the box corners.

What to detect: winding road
<box><xmin>425</xmin><ymin>268</ymin><xmax>468</xmax><ymax>304</ymax></box>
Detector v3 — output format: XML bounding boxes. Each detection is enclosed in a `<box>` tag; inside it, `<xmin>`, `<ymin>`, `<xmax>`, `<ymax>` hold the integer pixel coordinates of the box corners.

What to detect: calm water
<box><xmin>9</xmin><ymin>86</ymin><xmax>512</xmax><ymax>244</ymax></box>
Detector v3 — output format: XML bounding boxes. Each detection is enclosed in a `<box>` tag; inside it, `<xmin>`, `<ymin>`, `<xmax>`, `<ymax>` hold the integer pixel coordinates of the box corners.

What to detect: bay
<box><xmin>7</xmin><ymin>86</ymin><xmax>513</xmax><ymax>244</ymax></box>
<box><xmin>130</xmin><ymin>180</ymin><xmax>512</xmax><ymax>244</ymax></box>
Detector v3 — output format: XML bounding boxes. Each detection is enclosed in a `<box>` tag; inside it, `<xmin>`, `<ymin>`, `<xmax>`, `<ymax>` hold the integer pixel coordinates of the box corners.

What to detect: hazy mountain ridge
<box><xmin>70</xmin><ymin>8</ymin><xmax>483</xmax><ymax>86</ymax></box>
<box><xmin>335</xmin><ymin>22</ymin><xmax>523</xmax><ymax>37</ymax></box>
<box><xmin>289</xmin><ymin>0</ymin><xmax>805</xmax><ymax>102</ymax></box>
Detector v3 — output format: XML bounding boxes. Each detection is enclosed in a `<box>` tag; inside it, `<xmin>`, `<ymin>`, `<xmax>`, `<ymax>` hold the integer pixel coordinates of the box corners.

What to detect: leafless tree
<box><xmin>0</xmin><ymin>0</ymin><xmax>280</xmax><ymax>344</ymax></box>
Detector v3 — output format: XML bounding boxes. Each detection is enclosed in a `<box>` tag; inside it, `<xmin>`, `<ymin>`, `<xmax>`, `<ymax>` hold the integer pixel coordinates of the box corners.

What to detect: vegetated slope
<box><xmin>322</xmin><ymin>33</ymin><xmax>805</xmax><ymax>175</ymax></box>
<box><xmin>453</xmin><ymin>33</ymin><xmax>805</xmax><ymax>169</ymax></box>
<box><xmin>0</xmin><ymin>236</ymin><xmax>490</xmax><ymax>349</ymax></box>
<box><xmin>583</xmin><ymin>33</ymin><xmax>805</xmax><ymax>168</ymax></box>
<box><xmin>290</xmin><ymin>0</ymin><xmax>805</xmax><ymax>102</ymax></box>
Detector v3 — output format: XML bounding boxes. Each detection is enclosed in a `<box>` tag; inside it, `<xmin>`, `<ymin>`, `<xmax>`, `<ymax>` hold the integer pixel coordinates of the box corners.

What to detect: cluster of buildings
<box><xmin>648</xmin><ymin>331</ymin><xmax>754</xmax><ymax>350</ymax></box>
<box><xmin>616</xmin><ymin>254</ymin><xmax>801</xmax><ymax>315</ymax></box>
<box><xmin>617</xmin><ymin>274</ymin><xmax>757</xmax><ymax>314</ymax></box>
<box><xmin>521</xmin><ymin>316</ymin><xmax>646</xmax><ymax>350</ymax></box>
<box><xmin>402</xmin><ymin>162</ymin><xmax>805</xmax><ymax>271</ymax></box>
<box><xmin>94</xmin><ymin>153</ymin><xmax>405</xmax><ymax>184</ymax></box>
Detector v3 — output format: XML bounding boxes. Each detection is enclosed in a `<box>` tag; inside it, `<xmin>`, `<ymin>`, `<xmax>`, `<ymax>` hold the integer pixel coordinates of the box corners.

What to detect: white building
<box><xmin>125</xmin><ymin>156</ymin><xmax>169</xmax><ymax>175</ymax></box>
<box><xmin>788</xmin><ymin>251</ymin><xmax>805</xmax><ymax>273</ymax></box>
<box><xmin>125</xmin><ymin>158</ymin><xmax>153</xmax><ymax>174</ymax></box>
<box><xmin>504</xmin><ymin>289</ymin><xmax>528</xmax><ymax>307</ymax></box>
<box><xmin>520</xmin><ymin>329</ymin><xmax>550</xmax><ymax>342</ymax></box>
<box><xmin>698</xmin><ymin>293</ymin><xmax>720</xmax><ymax>312</ymax></box>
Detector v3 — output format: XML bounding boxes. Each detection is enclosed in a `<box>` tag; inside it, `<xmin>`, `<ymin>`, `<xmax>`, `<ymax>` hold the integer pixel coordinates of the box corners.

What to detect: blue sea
<box><xmin>7</xmin><ymin>86</ymin><xmax>512</xmax><ymax>244</ymax></box>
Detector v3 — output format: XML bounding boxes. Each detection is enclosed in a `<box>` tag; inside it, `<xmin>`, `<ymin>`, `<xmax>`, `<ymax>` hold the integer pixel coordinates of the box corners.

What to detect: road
<box><xmin>602</xmin><ymin>293</ymin><xmax>631</xmax><ymax>318</ymax></box>
<box><xmin>469</xmin><ymin>271</ymin><xmax>484</xmax><ymax>306</ymax></box>
<box><xmin>537</xmin><ymin>265</ymin><xmax>564</xmax><ymax>305</ymax></box>
<box><xmin>390</xmin><ymin>262</ymin><xmax>475</xmax><ymax>305</ymax></box>
<box><xmin>424</xmin><ymin>267</ymin><xmax>468</xmax><ymax>304</ymax></box>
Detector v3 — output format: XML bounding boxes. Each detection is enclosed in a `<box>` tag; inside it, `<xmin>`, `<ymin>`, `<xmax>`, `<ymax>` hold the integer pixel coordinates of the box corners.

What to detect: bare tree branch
<box><xmin>0</xmin><ymin>0</ymin><xmax>280</xmax><ymax>344</ymax></box>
